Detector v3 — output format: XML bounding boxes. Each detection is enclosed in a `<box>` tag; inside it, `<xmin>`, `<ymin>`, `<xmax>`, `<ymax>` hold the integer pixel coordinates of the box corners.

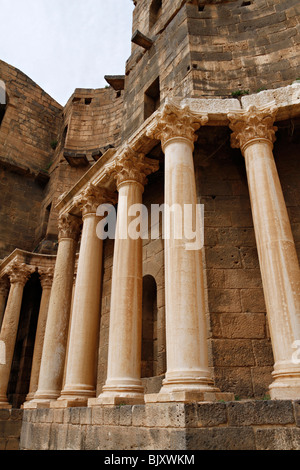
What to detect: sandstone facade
<box><xmin>0</xmin><ymin>0</ymin><xmax>300</xmax><ymax>450</ymax></box>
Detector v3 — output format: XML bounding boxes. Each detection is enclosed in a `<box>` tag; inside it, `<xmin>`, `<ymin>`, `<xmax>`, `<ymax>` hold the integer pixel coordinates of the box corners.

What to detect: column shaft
<box><xmin>102</xmin><ymin>181</ymin><xmax>144</xmax><ymax>399</ymax></box>
<box><xmin>229</xmin><ymin>105</ymin><xmax>300</xmax><ymax>399</ymax></box>
<box><xmin>29</xmin><ymin>215</ymin><xmax>80</xmax><ymax>405</ymax></box>
<box><xmin>244</xmin><ymin>141</ymin><xmax>300</xmax><ymax>398</ymax></box>
<box><xmin>162</xmin><ymin>137</ymin><xmax>216</xmax><ymax>392</ymax></box>
<box><xmin>60</xmin><ymin>213</ymin><xmax>103</xmax><ymax>403</ymax></box>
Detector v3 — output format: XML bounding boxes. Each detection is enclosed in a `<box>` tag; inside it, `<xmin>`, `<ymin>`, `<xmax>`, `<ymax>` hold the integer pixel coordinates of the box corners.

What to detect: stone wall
<box><xmin>19</xmin><ymin>400</ymin><xmax>300</xmax><ymax>450</ymax></box>
<box><xmin>0</xmin><ymin>60</ymin><xmax>63</xmax><ymax>259</ymax></box>
<box><xmin>123</xmin><ymin>0</ymin><xmax>300</xmax><ymax>139</ymax></box>
<box><xmin>0</xmin><ymin>409</ymin><xmax>23</xmax><ymax>450</ymax></box>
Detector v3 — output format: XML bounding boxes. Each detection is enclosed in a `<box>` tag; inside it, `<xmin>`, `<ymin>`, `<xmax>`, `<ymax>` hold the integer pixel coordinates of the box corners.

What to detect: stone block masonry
<box><xmin>19</xmin><ymin>401</ymin><xmax>300</xmax><ymax>450</ymax></box>
<box><xmin>0</xmin><ymin>409</ymin><xmax>23</xmax><ymax>450</ymax></box>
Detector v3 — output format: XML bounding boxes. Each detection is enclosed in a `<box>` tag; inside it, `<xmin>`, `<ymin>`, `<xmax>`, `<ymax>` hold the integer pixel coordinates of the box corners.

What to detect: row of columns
<box><xmin>0</xmin><ymin>102</ymin><xmax>299</xmax><ymax>409</ymax></box>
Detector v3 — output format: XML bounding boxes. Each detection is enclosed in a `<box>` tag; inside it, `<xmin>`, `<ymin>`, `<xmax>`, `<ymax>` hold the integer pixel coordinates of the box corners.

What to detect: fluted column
<box><xmin>96</xmin><ymin>148</ymin><xmax>159</xmax><ymax>405</ymax></box>
<box><xmin>25</xmin><ymin>267</ymin><xmax>54</xmax><ymax>402</ymax></box>
<box><xmin>0</xmin><ymin>261</ymin><xmax>32</xmax><ymax>408</ymax></box>
<box><xmin>25</xmin><ymin>213</ymin><xmax>81</xmax><ymax>407</ymax></box>
<box><xmin>228</xmin><ymin>104</ymin><xmax>300</xmax><ymax>400</ymax></box>
<box><xmin>58</xmin><ymin>184</ymin><xmax>116</xmax><ymax>407</ymax></box>
<box><xmin>0</xmin><ymin>277</ymin><xmax>9</xmax><ymax>330</ymax></box>
<box><xmin>146</xmin><ymin>101</ymin><xmax>231</xmax><ymax>402</ymax></box>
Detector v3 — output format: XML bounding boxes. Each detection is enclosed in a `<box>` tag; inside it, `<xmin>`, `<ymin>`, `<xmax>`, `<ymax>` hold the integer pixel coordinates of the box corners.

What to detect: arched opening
<box><xmin>141</xmin><ymin>275</ymin><xmax>158</xmax><ymax>378</ymax></box>
<box><xmin>149</xmin><ymin>0</ymin><xmax>162</xmax><ymax>30</ymax></box>
<box><xmin>7</xmin><ymin>272</ymin><xmax>42</xmax><ymax>408</ymax></box>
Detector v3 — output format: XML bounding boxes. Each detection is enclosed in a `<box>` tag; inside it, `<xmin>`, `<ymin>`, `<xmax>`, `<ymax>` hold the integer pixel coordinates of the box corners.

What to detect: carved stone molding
<box><xmin>146</xmin><ymin>99</ymin><xmax>208</xmax><ymax>151</ymax></box>
<box><xmin>58</xmin><ymin>213</ymin><xmax>81</xmax><ymax>242</ymax></box>
<box><xmin>106</xmin><ymin>146</ymin><xmax>159</xmax><ymax>189</ymax></box>
<box><xmin>228</xmin><ymin>104</ymin><xmax>278</xmax><ymax>154</ymax></box>
<box><xmin>73</xmin><ymin>183</ymin><xmax>117</xmax><ymax>217</ymax></box>
<box><xmin>39</xmin><ymin>267</ymin><xmax>54</xmax><ymax>289</ymax></box>
<box><xmin>5</xmin><ymin>261</ymin><xmax>33</xmax><ymax>286</ymax></box>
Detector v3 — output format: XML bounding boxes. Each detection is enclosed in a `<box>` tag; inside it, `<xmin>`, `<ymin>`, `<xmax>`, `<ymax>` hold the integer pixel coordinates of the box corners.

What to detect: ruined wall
<box><xmin>0</xmin><ymin>60</ymin><xmax>63</xmax><ymax>259</ymax></box>
<box><xmin>123</xmin><ymin>0</ymin><xmax>300</xmax><ymax>138</ymax></box>
<box><xmin>185</xmin><ymin>0</ymin><xmax>300</xmax><ymax>98</ymax></box>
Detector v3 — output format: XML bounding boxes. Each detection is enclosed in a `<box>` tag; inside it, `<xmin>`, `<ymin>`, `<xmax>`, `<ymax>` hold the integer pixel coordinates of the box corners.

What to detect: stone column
<box><xmin>25</xmin><ymin>213</ymin><xmax>81</xmax><ymax>407</ymax></box>
<box><xmin>58</xmin><ymin>184</ymin><xmax>116</xmax><ymax>407</ymax></box>
<box><xmin>228</xmin><ymin>104</ymin><xmax>300</xmax><ymax>400</ymax></box>
<box><xmin>0</xmin><ymin>261</ymin><xmax>32</xmax><ymax>408</ymax></box>
<box><xmin>146</xmin><ymin>101</ymin><xmax>232</xmax><ymax>402</ymax></box>
<box><xmin>0</xmin><ymin>277</ymin><xmax>9</xmax><ymax>329</ymax></box>
<box><xmin>96</xmin><ymin>148</ymin><xmax>159</xmax><ymax>405</ymax></box>
<box><xmin>25</xmin><ymin>267</ymin><xmax>54</xmax><ymax>402</ymax></box>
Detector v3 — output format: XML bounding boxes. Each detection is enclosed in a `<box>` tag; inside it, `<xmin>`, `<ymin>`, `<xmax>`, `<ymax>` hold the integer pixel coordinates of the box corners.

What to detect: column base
<box><xmin>91</xmin><ymin>385</ymin><xmax>145</xmax><ymax>406</ymax></box>
<box><xmin>269</xmin><ymin>365</ymin><xmax>300</xmax><ymax>400</ymax></box>
<box><xmin>144</xmin><ymin>373</ymin><xmax>234</xmax><ymax>403</ymax></box>
<box><xmin>56</xmin><ymin>386</ymin><xmax>96</xmax><ymax>407</ymax></box>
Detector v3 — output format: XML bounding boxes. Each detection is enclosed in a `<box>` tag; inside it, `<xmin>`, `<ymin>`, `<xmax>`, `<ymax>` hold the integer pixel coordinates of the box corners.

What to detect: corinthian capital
<box><xmin>146</xmin><ymin>99</ymin><xmax>208</xmax><ymax>151</ymax></box>
<box><xmin>58</xmin><ymin>213</ymin><xmax>81</xmax><ymax>242</ymax></box>
<box><xmin>73</xmin><ymin>183</ymin><xmax>117</xmax><ymax>217</ymax></box>
<box><xmin>228</xmin><ymin>104</ymin><xmax>278</xmax><ymax>154</ymax></box>
<box><xmin>39</xmin><ymin>267</ymin><xmax>54</xmax><ymax>289</ymax></box>
<box><xmin>107</xmin><ymin>146</ymin><xmax>159</xmax><ymax>189</ymax></box>
<box><xmin>5</xmin><ymin>261</ymin><xmax>33</xmax><ymax>286</ymax></box>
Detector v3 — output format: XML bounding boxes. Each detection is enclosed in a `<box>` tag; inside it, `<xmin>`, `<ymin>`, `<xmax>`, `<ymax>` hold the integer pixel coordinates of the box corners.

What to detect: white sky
<box><xmin>0</xmin><ymin>0</ymin><xmax>134</xmax><ymax>105</ymax></box>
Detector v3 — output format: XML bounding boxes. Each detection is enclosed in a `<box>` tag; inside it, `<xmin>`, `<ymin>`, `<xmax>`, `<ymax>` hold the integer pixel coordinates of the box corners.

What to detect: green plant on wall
<box><xmin>231</xmin><ymin>90</ymin><xmax>250</xmax><ymax>98</ymax></box>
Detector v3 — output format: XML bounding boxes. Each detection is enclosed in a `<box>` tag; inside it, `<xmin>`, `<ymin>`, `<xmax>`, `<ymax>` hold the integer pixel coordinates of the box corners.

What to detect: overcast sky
<box><xmin>0</xmin><ymin>0</ymin><xmax>134</xmax><ymax>105</ymax></box>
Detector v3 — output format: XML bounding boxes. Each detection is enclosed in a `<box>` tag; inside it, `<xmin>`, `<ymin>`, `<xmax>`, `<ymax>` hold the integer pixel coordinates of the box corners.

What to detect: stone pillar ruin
<box><xmin>0</xmin><ymin>261</ymin><xmax>32</xmax><ymax>408</ymax></box>
<box><xmin>57</xmin><ymin>184</ymin><xmax>116</xmax><ymax>407</ymax></box>
<box><xmin>25</xmin><ymin>214</ymin><xmax>81</xmax><ymax>407</ymax></box>
<box><xmin>228</xmin><ymin>104</ymin><xmax>300</xmax><ymax>400</ymax></box>
<box><xmin>146</xmin><ymin>101</ymin><xmax>232</xmax><ymax>402</ymax></box>
<box><xmin>95</xmin><ymin>148</ymin><xmax>159</xmax><ymax>405</ymax></box>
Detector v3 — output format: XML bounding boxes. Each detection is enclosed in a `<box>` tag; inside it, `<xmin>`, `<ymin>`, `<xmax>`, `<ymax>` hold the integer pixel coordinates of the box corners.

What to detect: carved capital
<box><xmin>39</xmin><ymin>267</ymin><xmax>54</xmax><ymax>289</ymax></box>
<box><xmin>58</xmin><ymin>213</ymin><xmax>81</xmax><ymax>242</ymax></box>
<box><xmin>73</xmin><ymin>183</ymin><xmax>117</xmax><ymax>217</ymax></box>
<box><xmin>5</xmin><ymin>261</ymin><xmax>33</xmax><ymax>286</ymax></box>
<box><xmin>228</xmin><ymin>104</ymin><xmax>278</xmax><ymax>154</ymax></box>
<box><xmin>107</xmin><ymin>146</ymin><xmax>159</xmax><ymax>189</ymax></box>
<box><xmin>146</xmin><ymin>99</ymin><xmax>208</xmax><ymax>151</ymax></box>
